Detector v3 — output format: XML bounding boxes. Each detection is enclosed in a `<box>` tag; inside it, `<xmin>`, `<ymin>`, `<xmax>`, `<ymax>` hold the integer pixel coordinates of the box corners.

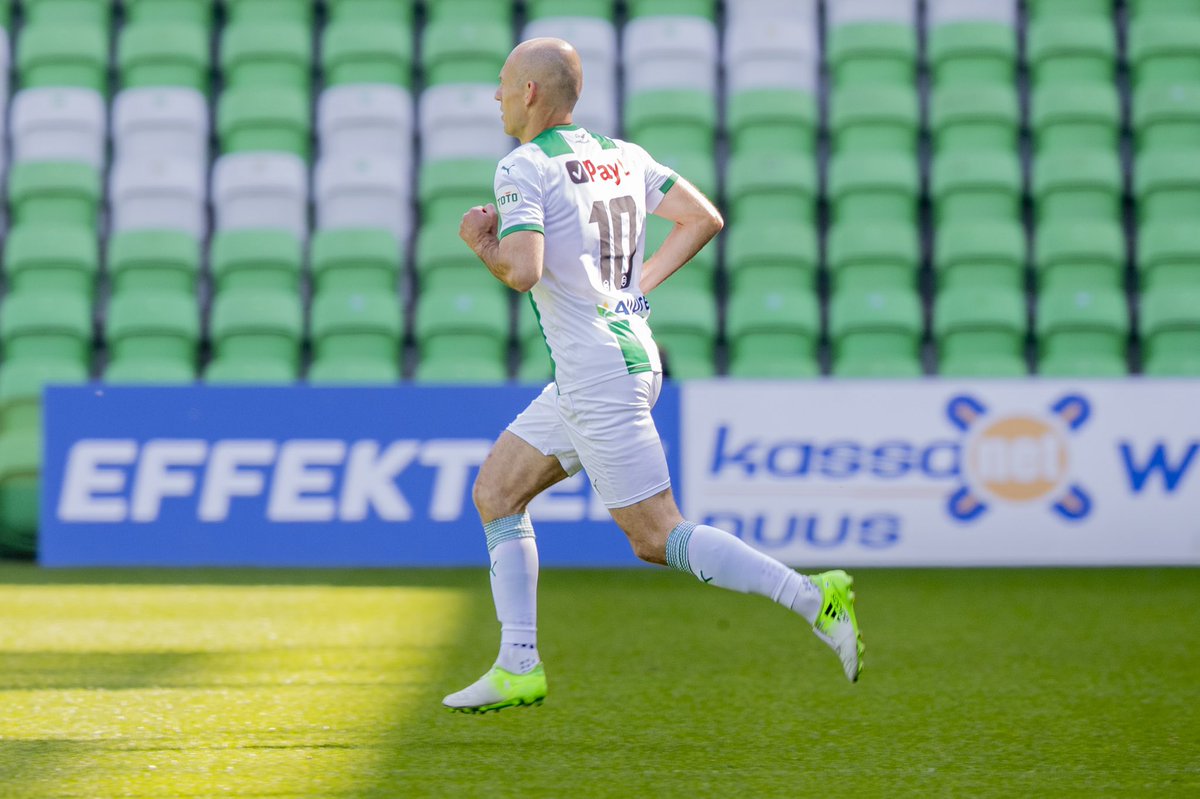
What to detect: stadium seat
<box><xmin>421</xmin><ymin>20</ymin><xmax>510</xmax><ymax>85</ymax></box>
<box><xmin>1135</xmin><ymin>151</ymin><xmax>1200</xmax><ymax>222</ymax></box>
<box><xmin>206</xmin><ymin>291</ymin><xmax>304</xmax><ymax>383</ymax></box>
<box><xmin>21</xmin><ymin>0</ymin><xmax>110</xmax><ymax>26</ymax></box>
<box><xmin>221</xmin><ymin>22</ymin><xmax>311</xmax><ymax>92</ymax></box>
<box><xmin>419</xmin><ymin>84</ymin><xmax>515</xmax><ymax>161</ymax></box>
<box><xmin>725</xmin><ymin>282</ymin><xmax>820</xmax><ymax>378</ymax></box>
<box><xmin>646</xmin><ymin>150</ymin><xmax>718</xmax><ymax>202</ymax></box>
<box><xmin>1026</xmin><ymin>18</ymin><xmax>1116</xmax><ymax>87</ymax></box>
<box><xmin>0</xmin><ymin>292</ymin><xmax>92</xmax><ymax>376</ymax></box>
<box><xmin>725</xmin><ymin>153</ymin><xmax>816</xmax><ymax>224</ymax></box>
<box><xmin>927</xmin><ymin>0</ymin><xmax>1016</xmax><ymax>26</ymax></box>
<box><xmin>1134</xmin><ymin>84</ymin><xmax>1200</xmax><ymax>155</ymax></box>
<box><xmin>929</xmin><ymin>84</ymin><xmax>1019</xmax><ymax>154</ymax></box>
<box><xmin>112</xmin><ymin>88</ymin><xmax>210</xmax><ymax>165</ymax></box>
<box><xmin>210</xmin><ymin>230</ymin><xmax>303</xmax><ymax>294</ymax></box>
<box><xmin>0</xmin><ymin>427</ymin><xmax>41</xmax><ymax>556</ymax></box>
<box><xmin>414</xmin><ymin>286</ymin><xmax>510</xmax><ymax>384</ymax></box>
<box><xmin>623</xmin><ymin>16</ymin><xmax>718</xmax><ymax>96</ymax></box>
<box><xmin>827</xmin><ymin>152</ymin><xmax>919</xmax><ymax>225</ymax></box>
<box><xmin>1025</xmin><ymin>0</ymin><xmax>1113</xmax><ymax>20</ymax></box>
<box><xmin>626</xmin><ymin>0</ymin><xmax>716</xmax><ymax>18</ymax></box>
<box><xmin>935</xmin><ymin>285</ymin><xmax>1028</xmax><ymax>377</ymax></box>
<box><xmin>645</xmin><ymin>284</ymin><xmax>717</xmax><ymax>379</ymax></box>
<box><xmin>10</xmin><ymin>87</ymin><xmax>105</xmax><ymax>170</ymax></box>
<box><xmin>327</xmin><ymin>0</ymin><xmax>415</xmax><ymax>23</ymax></box>
<box><xmin>118</xmin><ymin>21</ymin><xmax>210</xmax><ymax>91</ymax></box>
<box><xmin>1033</xmin><ymin>151</ymin><xmax>1124</xmax><ymax>222</ymax></box>
<box><xmin>224</xmin><ymin>0</ymin><xmax>314</xmax><ymax>25</ymax></box>
<box><xmin>1032</xmin><ymin>83</ymin><xmax>1121</xmax><ymax>153</ymax></box>
<box><xmin>1037</xmin><ymin>287</ymin><xmax>1129</xmax><ymax>376</ymax></box>
<box><xmin>724</xmin><ymin>222</ymin><xmax>817</xmax><ymax>292</ymax></box>
<box><xmin>315</xmin><ymin>155</ymin><xmax>412</xmax><ymax>244</ymax></box>
<box><xmin>107</xmin><ymin>230</ymin><xmax>201</xmax><ymax>297</ymax></box>
<box><xmin>826</xmin><ymin>21</ymin><xmax>917</xmax><ymax>89</ymax></box>
<box><xmin>724</xmin><ymin>17</ymin><xmax>818</xmax><ymax>94</ymax></box>
<box><xmin>525</xmin><ymin>0</ymin><xmax>613</xmax><ymax>20</ymax></box>
<box><xmin>419</xmin><ymin>158</ymin><xmax>496</xmax><ymax>223</ymax></box>
<box><xmin>725</xmin><ymin>0</ymin><xmax>817</xmax><ymax>26</ymax></box>
<box><xmin>105</xmin><ymin>291</ymin><xmax>199</xmax><ymax>384</ymax></box>
<box><xmin>1128</xmin><ymin>0</ymin><xmax>1200</xmax><ymax>21</ymax></box>
<box><xmin>323</xmin><ymin>20</ymin><xmax>413</xmax><ymax>87</ymax></box>
<box><xmin>416</xmin><ymin>220</ymin><xmax>484</xmax><ymax>291</ymax></box>
<box><xmin>523</xmin><ymin>17</ymin><xmax>618</xmax><ymax>133</ymax></box>
<box><xmin>927</xmin><ymin>21</ymin><xmax>1017</xmax><ymax>86</ymax></box>
<box><xmin>212</xmin><ymin>153</ymin><xmax>309</xmax><ymax>240</ymax></box>
<box><xmin>217</xmin><ymin>86</ymin><xmax>311</xmax><ymax>158</ymax></box>
<box><xmin>318</xmin><ymin>85</ymin><xmax>413</xmax><ymax>160</ymax></box>
<box><xmin>625</xmin><ymin>91</ymin><xmax>717</xmax><ymax>160</ymax></box>
<box><xmin>931</xmin><ymin>150</ymin><xmax>1023</xmax><ymax>223</ymax></box>
<box><xmin>726</xmin><ymin>89</ymin><xmax>817</xmax><ymax>155</ymax></box>
<box><xmin>827</xmin><ymin>221</ymin><xmax>920</xmax><ymax>291</ymax></box>
<box><xmin>516</xmin><ymin>304</ymin><xmax>553</xmax><ymax>384</ymax></box>
<box><xmin>7</xmin><ymin>161</ymin><xmax>101</xmax><ymax>229</ymax></box>
<box><xmin>1035</xmin><ymin>220</ymin><xmax>1126</xmax><ymax>291</ymax></box>
<box><xmin>828</xmin><ymin>288</ymin><xmax>924</xmax><ymax>378</ymax></box>
<box><xmin>935</xmin><ymin>220</ymin><xmax>1027</xmax><ymax>291</ymax></box>
<box><xmin>0</xmin><ymin>357</ymin><xmax>87</xmax><ymax>435</ymax></box>
<box><xmin>1140</xmin><ymin>287</ymin><xmax>1200</xmax><ymax>376</ymax></box>
<box><xmin>1137</xmin><ymin>222</ymin><xmax>1200</xmax><ymax>291</ymax></box>
<box><xmin>3</xmin><ymin>225</ymin><xmax>97</xmax><ymax>299</ymax></box>
<box><xmin>124</xmin><ymin>0</ymin><xmax>214</xmax><ymax>28</ymax></box>
<box><xmin>311</xmin><ymin>228</ymin><xmax>402</xmax><ymax>296</ymax></box>
<box><xmin>17</xmin><ymin>24</ymin><xmax>108</xmax><ymax>93</ymax></box>
<box><xmin>829</xmin><ymin>85</ymin><xmax>919</xmax><ymax>155</ymax></box>
<box><xmin>643</xmin><ymin>215</ymin><xmax>718</xmax><ymax>290</ymax></box>
<box><xmin>309</xmin><ymin>291</ymin><xmax>404</xmax><ymax>384</ymax></box>
<box><xmin>425</xmin><ymin>0</ymin><xmax>513</xmax><ymax>23</ymax></box>
<box><xmin>108</xmin><ymin>156</ymin><xmax>207</xmax><ymax>238</ymax></box>
<box><xmin>1128</xmin><ymin>16</ymin><xmax>1200</xmax><ymax>91</ymax></box>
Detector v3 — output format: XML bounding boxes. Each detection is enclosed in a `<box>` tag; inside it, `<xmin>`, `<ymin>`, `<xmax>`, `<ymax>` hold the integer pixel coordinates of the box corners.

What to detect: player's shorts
<box><xmin>506</xmin><ymin>371</ymin><xmax>670</xmax><ymax>509</ymax></box>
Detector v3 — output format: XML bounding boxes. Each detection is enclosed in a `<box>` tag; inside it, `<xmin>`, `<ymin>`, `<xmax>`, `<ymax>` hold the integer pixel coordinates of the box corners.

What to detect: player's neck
<box><xmin>519</xmin><ymin>113</ymin><xmax>575</xmax><ymax>144</ymax></box>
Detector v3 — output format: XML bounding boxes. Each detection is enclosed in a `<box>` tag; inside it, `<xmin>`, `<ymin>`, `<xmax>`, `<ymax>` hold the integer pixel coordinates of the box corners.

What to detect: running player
<box><xmin>443</xmin><ymin>38</ymin><xmax>863</xmax><ymax>714</ymax></box>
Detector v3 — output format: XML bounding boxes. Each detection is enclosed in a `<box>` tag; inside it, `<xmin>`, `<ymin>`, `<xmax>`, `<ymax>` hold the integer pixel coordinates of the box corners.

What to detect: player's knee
<box><xmin>627</xmin><ymin>532</ymin><xmax>667</xmax><ymax>566</ymax></box>
<box><xmin>471</xmin><ymin>473</ymin><xmax>507</xmax><ymax>519</ymax></box>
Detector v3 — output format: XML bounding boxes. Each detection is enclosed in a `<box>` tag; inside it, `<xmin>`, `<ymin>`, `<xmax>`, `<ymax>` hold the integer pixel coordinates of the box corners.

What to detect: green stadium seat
<box><xmin>425</xmin><ymin>0</ymin><xmax>514</xmax><ymax>24</ymax></box>
<box><xmin>221</xmin><ymin>22</ymin><xmax>312</xmax><ymax>91</ymax></box>
<box><xmin>1135</xmin><ymin>151</ymin><xmax>1200</xmax><ymax>222</ymax></box>
<box><xmin>526</xmin><ymin>0</ymin><xmax>613</xmax><ymax>20</ymax></box>
<box><xmin>829</xmin><ymin>288</ymin><xmax>924</xmax><ymax>378</ymax></box>
<box><xmin>827</xmin><ymin>152</ymin><xmax>919</xmax><ymax>225</ymax></box>
<box><xmin>217</xmin><ymin>86</ymin><xmax>311</xmax><ymax>158</ymax></box>
<box><xmin>935</xmin><ymin>285</ymin><xmax>1028</xmax><ymax>377</ymax></box>
<box><xmin>1032</xmin><ymin>83</ymin><xmax>1121</xmax><ymax>154</ymax></box>
<box><xmin>327</xmin><ymin>0</ymin><xmax>415</xmax><ymax>23</ymax></box>
<box><xmin>1027</xmin><ymin>18</ymin><xmax>1116</xmax><ymax>87</ymax></box>
<box><xmin>1033</xmin><ymin>151</ymin><xmax>1124</xmax><ymax>222</ymax></box>
<box><xmin>927</xmin><ymin>22</ymin><xmax>1017</xmax><ymax>86</ymax></box>
<box><xmin>105</xmin><ymin>291</ymin><xmax>200</xmax><ymax>384</ymax></box>
<box><xmin>206</xmin><ymin>291</ymin><xmax>304</xmax><ymax>383</ymax></box>
<box><xmin>210</xmin><ymin>230</ymin><xmax>303</xmax><ymax>294</ymax></box>
<box><xmin>17</xmin><ymin>24</ymin><xmax>108</xmax><ymax>93</ymax></box>
<box><xmin>725</xmin><ymin>153</ymin><xmax>816</xmax><ymax>225</ymax></box>
<box><xmin>726</xmin><ymin>89</ymin><xmax>817</xmax><ymax>156</ymax></box>
<box><xmin>1037</xmin><ymin>287</ymin><xmax>1129</xmax><ymax>376</ymax></box>
<box><xmin>725</xmin><ymin>282</ymin><xmax>819</xmax><ymax>379</ymax></box>
<box><xmin>932</xmin><ymin>150</ymin><xmax>1023</xmax><ymax>224</ymax></box>
<box><xmin>0</xmin><ymin>357</ymin><xmax>88</xmax><ymax>436</ymax></box>
<box><xmin>414</xmin><ymin>286</ymin><xmax>510</xmax><ymax>384</ymax></box>
<box><xmin>118</xmin><ymin>22</ymin><xmax>210</xmax><ymax>92</ymax></box>
<box><xmin>643</xmin><ymin>215</ymin><xmax>717</xmax><ymax>291</ymax></box>
<box><xmin>829</xmin><ymin>85</ymin><xmax>919</xmax><ymax>155</ymax></box>
<box><xmin>827</xmin><ymin>221</ymin><xmax>920</xmax><ymax>292</ymax></box>
<box><xmin>935</xmin><ymin>220</ymin><xmax>1027</xmax><ymax>292</ymax></box>
<box><xmin>0</xmin><ymin>0</ymin><xmax>8</xmax><ymax>28</ymax></box>
<box><xmin>1140</xmin><ymin>287</ymin><xmax>1200</xmax><ymax>376</ymax></box>
<box><xmin>1035</xmin><ymin>220</ymin><xmax>1125</xmax><ymax>291</ymax></box>
<box><xmin>1129</xmin><ymin>0</ymin><xmax>1200</xmax><ymax>20</ymax></box>
<box><xmin>309</xmin><ymin>291</ymin><xmax>404</xmax><ymax>384</ymax></box>
<box><xmin>1026</xmin><ymin>0</ymin><xmax>1113</xmax><ymax>19</ymax></box>
<box><xmin>107</xmin><ymin>231</ymin><xmax>201</xmax><ymax>298</ymax></box>
<box><xmin>1128</xmin><ymin>16</ymin><xmax>1200</xmax><ymax>91</ymax></box>
<box><xmin>323</xmin><ymin>21</ymin><xmax>413</xmax><ymax>87</ymax></box>
<box><xmin>124</xmin><ymin>0</ymin><xmax>214</xmax><ymax>28</ymax></box>
<box><xmin>827</xmin><ymin>23</ymin><xmax>917</xmax><ymax>89</ymax></box>
<box><xmin>422</xmin><ymin>20</ymin><xmax>510</xmax><ymax>85</ymax></box>
<box><xmin>649</xmin><ymin>150</ymin><xmax>718</xmax><ymax>201</ymax></box>
<box><xmin>724</xmin><ymin>221</ymin><xmax>817</xmax><ymax>293</ymax></box>
<box><xmin>624</xmin><ymin>91</ymin><xmax>717</xmax><ymax>161</ymax></box>
<box><xmin>7</xmin><ymin>162</ymin><xmax>101</xmax><ymax>229</ymax></box>
<box><xmin>311</xmin><ymin>229</ymin><xmax>401</xmax><ymax>296</ymax></box>
<box><xmin>3</xmin><ymin>226</ymin><xmax>98</xmax><ymax>300</ymax></box>
<box><xmin>1134</xmin><ymin>84</ymin><xmax>1200</xmax><ymax>155</ymax></box>
<box><xmin>627</xmin><ymin>0</ymin><xmax>714</xmax><ymax>18</ymax></box>
<box><xmin>1138</xmin><ymin>222</ymin><xmax>1200</xmax><ymax>291</ymax></box>
<box><xmin>0</xmin><ymin>427</ymin><xmax>41</xmax><ymax>556</ymax></box>
<box><xmin>21</xmin><ymin>0</ymin><xmax>110</xmax><ymax>27</ymax></box>
<box><xmin>224</xmin><ymin>0</ymin><xmax>314</xmax><ymax>25</ymax></box>
<box><xmin>0</xmin><ymin>292</ymin><xmax>92</xmax><ymax>377</ymax></box>
<box><xmin>929</xmin><ymin>84</ymin><xmax>1020</xmax><ymax>155</ymax></box>
<box><xmin>419</xmin><ymin>159</ymin><xmax>496</xmax><ymax>223</ymax></box>
<box><xmin>646</xmin><ymin>284</ymin><xmax>716</xmax><ymax>379</ymax></box>
<box><xmin>415</xmin><ymin>221</ymin><xmax>496</xmax><ymax>294</ymax></box>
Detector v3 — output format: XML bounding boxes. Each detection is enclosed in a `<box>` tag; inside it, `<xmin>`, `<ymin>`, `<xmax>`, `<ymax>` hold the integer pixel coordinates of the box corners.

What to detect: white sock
<box><xmin>665</xmin><ymin>522</ymin><xmax>822</xmax><ymax>624</ymax></box>
<box><xmin>484</xmin><ymin>513</ymin><xmax>540</xmax><ymax>674</ymax></box>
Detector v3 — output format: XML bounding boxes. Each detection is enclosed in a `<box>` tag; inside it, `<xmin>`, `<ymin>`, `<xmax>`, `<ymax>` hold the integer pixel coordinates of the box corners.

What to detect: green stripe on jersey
<box><xmin>531</xmin><ymin>126</ymin><xmax>575</xmax><ymax>157</ymax></box>
<box><xmin>660</xmin><ymin>173</ymin><xmax>678</xmax><ymax>194</ymax></box>
<box><xmin>606</xmin><ymin>319</ymin><xmax>652</xmax><ymax>375</ymax></box>
<box><xmin>499</xmin><ymin>223</ymin><xmax>544</xmax><ymax>240</ymax></box>
<box><xmin>589</xmin><ymin>131</ymin><xmax>618</xmax><ymax>150</ymax></box>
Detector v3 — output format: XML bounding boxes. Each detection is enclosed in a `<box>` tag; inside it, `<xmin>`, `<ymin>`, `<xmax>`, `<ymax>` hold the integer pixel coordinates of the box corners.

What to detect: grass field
<box><xmin>0</xmin><ymin>565</ymin><xmax>1195</xmax><ymax>798</ymax></box>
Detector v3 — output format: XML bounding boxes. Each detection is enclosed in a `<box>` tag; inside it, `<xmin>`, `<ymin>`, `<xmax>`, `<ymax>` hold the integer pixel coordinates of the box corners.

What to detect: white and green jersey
<box><xmin>494</xmin><ymin>124</ymin><xmax>677</xmax><ymax>393</ymax></box>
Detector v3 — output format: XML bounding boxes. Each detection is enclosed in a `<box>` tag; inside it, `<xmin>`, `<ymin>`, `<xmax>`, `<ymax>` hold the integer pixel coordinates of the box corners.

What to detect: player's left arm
<box><xmin>460</xmin><ymin>204</ymin><xmax>545</xmax><ymax>293</ymax></box>
<box><xmin>641</xmin><ymin>177</ymin><xmax>723</xmax><ymax>294</ymax></box>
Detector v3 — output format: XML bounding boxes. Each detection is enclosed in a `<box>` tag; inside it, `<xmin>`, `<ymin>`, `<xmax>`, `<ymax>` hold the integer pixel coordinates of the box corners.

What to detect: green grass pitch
<box><xmin>0</xmin><ymin>564</ymin><xmax>1195</xmax><ymax>798</ymax></box>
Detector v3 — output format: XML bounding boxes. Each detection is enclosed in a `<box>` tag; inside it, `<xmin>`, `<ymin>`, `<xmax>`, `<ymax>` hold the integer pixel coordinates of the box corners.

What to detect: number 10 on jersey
<box><xmin>589</xmin><ymin>195</ymin><xmax>638</xmax><ymax>290</ymax></box>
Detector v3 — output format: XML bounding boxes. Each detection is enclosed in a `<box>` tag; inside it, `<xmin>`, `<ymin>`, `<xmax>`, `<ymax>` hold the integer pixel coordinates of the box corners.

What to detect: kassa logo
<box><xmin>946</xmin><ymin>394</ymin><xmax>1092</xmax><ymax>523</ymax></box>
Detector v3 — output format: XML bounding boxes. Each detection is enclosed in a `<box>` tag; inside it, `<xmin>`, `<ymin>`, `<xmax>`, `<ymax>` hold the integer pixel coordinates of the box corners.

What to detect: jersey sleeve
<box><xmin>494</xmin><ymin>150</ymin><xmax>545</xmax><ymax>240</ymax></box>
<box><xmin>624</xmin><ymin>141</ymin><xmax>678</xmax><ymax>213</ymax></box>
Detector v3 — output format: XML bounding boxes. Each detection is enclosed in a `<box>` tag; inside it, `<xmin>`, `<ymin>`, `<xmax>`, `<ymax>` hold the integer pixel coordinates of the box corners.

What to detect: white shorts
<box><xmin>507</xmin><ymin>371</ymin><xmax>671</xmax><ymax>509</ymax></box>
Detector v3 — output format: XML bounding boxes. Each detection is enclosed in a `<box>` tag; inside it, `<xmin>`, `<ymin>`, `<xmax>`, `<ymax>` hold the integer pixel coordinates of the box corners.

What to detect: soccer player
<box><xmin>443</xmin><ymin>38</ymin><xmax>863</xmax><ymax>714</ymax></box>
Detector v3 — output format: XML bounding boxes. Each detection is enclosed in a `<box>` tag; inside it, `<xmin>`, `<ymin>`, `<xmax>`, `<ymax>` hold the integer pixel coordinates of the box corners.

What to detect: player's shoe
<box><xmin>442</xmin><ymin>663</ymin><xmax>547</xmax><ymax>714</ymax></box>
<box><xmin>810</xmin><ymin>570</ymin><xmax>864</xmax><ymax>683</ymax></box>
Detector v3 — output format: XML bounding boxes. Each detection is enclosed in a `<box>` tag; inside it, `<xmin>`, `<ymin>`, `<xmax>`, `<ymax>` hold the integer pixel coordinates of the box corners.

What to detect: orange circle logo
<box><xmin>966</xmin><ymin>417</ymin><xmax>1068</xmax><ymax>502</ymax></box>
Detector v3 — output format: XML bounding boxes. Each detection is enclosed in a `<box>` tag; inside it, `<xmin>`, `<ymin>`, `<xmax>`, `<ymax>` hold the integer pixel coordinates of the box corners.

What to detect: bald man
<box><xmin>444</xmin><ymin>38</ymin><xmax>863</xmax><ymax>714</ymax></box>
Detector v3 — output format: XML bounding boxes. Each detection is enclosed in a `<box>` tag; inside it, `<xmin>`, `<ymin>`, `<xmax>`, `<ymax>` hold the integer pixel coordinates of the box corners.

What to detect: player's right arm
<box><xmin>641</xmin><ymin>177</ymin><xmax>723</xmax><ymax>294</ymax></box>
<box><xmin>460</xmin><ymin>204</ymin><xmax>545</xmax><ymax>293</ymax></box>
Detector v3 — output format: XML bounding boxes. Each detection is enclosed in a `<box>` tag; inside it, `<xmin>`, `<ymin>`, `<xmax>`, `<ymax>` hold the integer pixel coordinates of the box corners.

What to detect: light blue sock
<box><xmin>484</xmin><ymin>513</ymin><xmax>540</xmax><ymax>674</ymax></box>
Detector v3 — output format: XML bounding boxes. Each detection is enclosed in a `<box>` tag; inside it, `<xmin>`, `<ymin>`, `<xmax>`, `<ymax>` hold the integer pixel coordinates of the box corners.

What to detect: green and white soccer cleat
<box><xmin>811</xmin><ymin>570</ymin><xmax>865</xmax><ymax>682</ymax></box>
<box><xmin>443</xmin><ymin>663</ymin><xmax>548</xmax><ymax>714</ymax></box>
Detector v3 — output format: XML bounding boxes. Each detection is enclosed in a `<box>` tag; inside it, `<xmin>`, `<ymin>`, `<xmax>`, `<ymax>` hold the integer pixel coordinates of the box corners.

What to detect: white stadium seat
<box><xmin>725</xmin><ymin>18</ymin><xmax>820</xmax><ymax>94</ymax></box>
<box><xmin>314</xmin><ymin>154</ymin><xmax>412</xmax><ymax>244</ymax></box>
<box><xmin>109</xmin><ymin>156</ymin><xmax>208</xmax><ymax>239</ymax></box>
<box><xmin>212</xmin><ymin>152</ymin><xmax>309</xmax><ymax>241</ymax></box>
<box><xmin>318</xmin><ymin>84</ymin><xmax>414</xmax><ymax>160</ymax></box>
<box><xmin>112</xmin><ymin>88</ymin><xmax>210</xmax><ymax>166</ymax></box>
<box><xmin>725</xmin><ymin>0</ymin><xmax>817</xmax><ymax>26</ymax></box>
<box><xmin>10</xmin><ymin>87</ymin><xmax>106</xmax><ymax>169</ymax></box>
<box><xmin>623</xmin><ymin>16</ymin><xmax>719</xmax><ymax>96</ymax></box>
<box><xmin>418</xmin><ymin>84</ymin><xmax>514</xmax><ymax>161</ymax></box>
<box><xmin>0</xmin><ymin>30</ymin><xmax>10</xmax><ymax>123</ymax></box>
<box><xmin>827</xmin><ymin>0</ymin><xmax>917</xmax><ymax>27</ymax></box>
<box><xmin>928</xmin><ymin>0</ymin><xmax>1017</xmax><ymax>26</ymax></box>
<box><xmin>523</xmin><ymin>17</ymin><xmax>619</xmax><ymax>133</ymax></box>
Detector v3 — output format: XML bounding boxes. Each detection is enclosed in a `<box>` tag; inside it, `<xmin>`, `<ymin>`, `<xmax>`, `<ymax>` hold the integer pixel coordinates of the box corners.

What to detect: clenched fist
<box><xmin>460</xmin><ymin>204</ymin><xmax>499</xmax><ymax>252</ymax></box>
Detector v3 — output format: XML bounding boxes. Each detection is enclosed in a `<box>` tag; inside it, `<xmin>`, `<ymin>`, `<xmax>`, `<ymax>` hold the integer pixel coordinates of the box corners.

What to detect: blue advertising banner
<box><xmin>41</xmin><ymin>384</ymin><xmax>681</xmax><ymax>567</ymax></box>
